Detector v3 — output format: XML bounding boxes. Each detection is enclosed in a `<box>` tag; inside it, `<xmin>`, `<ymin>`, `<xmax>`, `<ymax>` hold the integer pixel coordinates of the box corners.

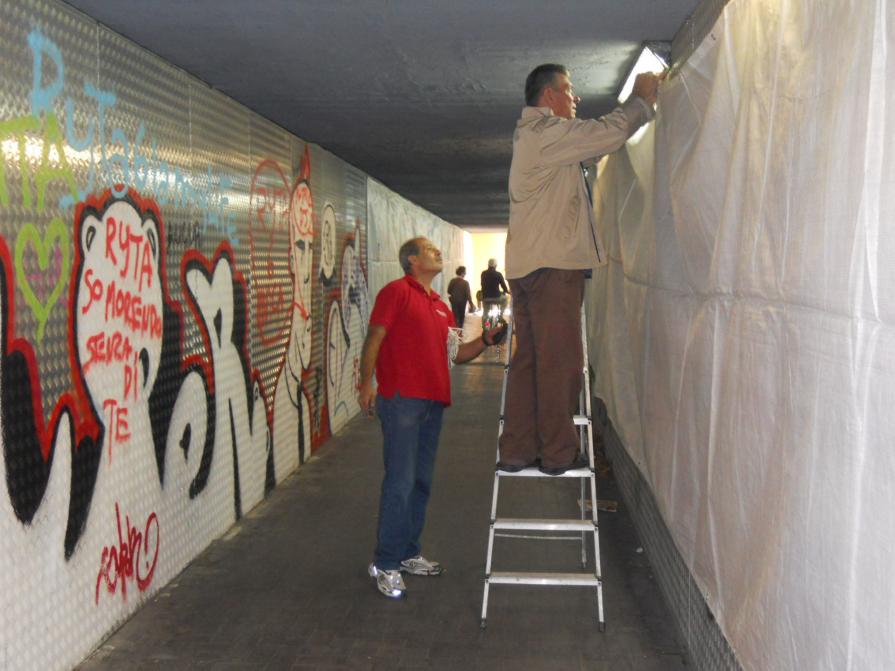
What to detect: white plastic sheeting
<box><xmin>367</xmin><ymin>178</ymin><xmax>469</xmax><ymax>303</ymax></box>
<box><xmin>587</xmin><ymin>1</ymin><xmax>895</xmax><ymax>669</ymax></box>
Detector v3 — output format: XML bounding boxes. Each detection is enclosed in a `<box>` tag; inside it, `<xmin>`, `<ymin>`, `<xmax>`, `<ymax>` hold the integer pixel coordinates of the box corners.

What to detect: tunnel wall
<box><xmin>367</xmin><ymin>178</ymin><xmax>469</xmax><ymax>309</ymax></box>
<box><xmin>0</xmin><ymin>1</ymin><xmax>466</xmax><ymax>669</ymax></box>
<box><xmin>587</xmin><ymin>1</ymin><xmax>895</xmax><ymax>670</ymax></box>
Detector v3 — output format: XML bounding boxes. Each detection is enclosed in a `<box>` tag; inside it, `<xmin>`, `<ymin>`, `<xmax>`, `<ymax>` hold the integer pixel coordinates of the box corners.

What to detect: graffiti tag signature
<box><xmin>94</xmin><ymin>503</ymin><xmax>160</xmax><ymax>604</ymax></box>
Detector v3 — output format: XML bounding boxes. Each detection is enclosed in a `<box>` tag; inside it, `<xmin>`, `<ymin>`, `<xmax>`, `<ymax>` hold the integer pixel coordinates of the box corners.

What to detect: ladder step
<box><xmin>488</xmin><ymin>571</ymin><xmax>601</xmax><ymax>587</ymax></box>
<box><xmin>497</xmin><ymin>465</ymin><xmax>591</xmax><ymax>478</ymax></box>
<box><xmin>501</xmin><ymin>415</ymin><xmax>589</xmax><ymax>425</ymax></box>
<box><xmin>493</xmin><ymin>518</ymin><xmax>594</xmax><ymax>532</ymax></box>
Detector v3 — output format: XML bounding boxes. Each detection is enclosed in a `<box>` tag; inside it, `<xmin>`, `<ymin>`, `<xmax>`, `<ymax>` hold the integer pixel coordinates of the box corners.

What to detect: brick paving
<box><xmin>78</xmin><ymin>359</ymin><xmax>686</xmax><ymax>670</ymax></box>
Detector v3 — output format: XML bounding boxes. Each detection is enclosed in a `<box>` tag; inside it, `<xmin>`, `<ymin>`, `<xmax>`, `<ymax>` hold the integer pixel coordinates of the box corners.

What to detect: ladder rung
<box><xmin>493</xmin><ymin>518</ymin><xmax>594</xmax><ymax>532</ymax></box>
<box><xmin>497</xmin><ymin>466</ymin><xmax>591</xmax><ymax>478</ymax></box>
<box><xmin>487</xmin><ymin>571</ymin><xmax>601</xmax><ymax>587</ymax></box>
<box><xmin>501</xmin><ymin>415</ymin><xmax>588</xmax><ymax>425</ymax></box>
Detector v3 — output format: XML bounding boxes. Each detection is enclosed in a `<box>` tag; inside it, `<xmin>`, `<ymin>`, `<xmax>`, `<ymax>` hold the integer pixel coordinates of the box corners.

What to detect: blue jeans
<box><xmin>374</xmin><ymin>393</ymin><xmax>444</xmax><ymax>570</ymax></box>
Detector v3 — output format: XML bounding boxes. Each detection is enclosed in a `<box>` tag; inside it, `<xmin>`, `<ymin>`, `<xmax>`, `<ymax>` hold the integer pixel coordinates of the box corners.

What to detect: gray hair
<box><xmin>399</xmin><ymin>237</ymin><xmax>423</xmax><ymax>274</ymax></box>
<box><xmin>525</xmin><ymin>63</ymin><xmax>569</xmax><ymax>106</ymax></box>
<box><xmin>488</xmin><ymin>258</ymin><xmax>497</xmax><ymax>268</ymax></box>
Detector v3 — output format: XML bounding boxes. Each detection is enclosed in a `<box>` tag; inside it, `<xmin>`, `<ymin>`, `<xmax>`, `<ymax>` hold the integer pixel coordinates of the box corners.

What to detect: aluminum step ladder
<box><xmin>480</xmin><ymin>304</ymin><xmax>604</xmax><ymax>631</ymax></box>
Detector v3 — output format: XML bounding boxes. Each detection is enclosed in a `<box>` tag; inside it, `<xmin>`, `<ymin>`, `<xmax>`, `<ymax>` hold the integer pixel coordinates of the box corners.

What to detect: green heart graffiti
<box><xmin>15</xmin><ymin>218</ymin><xmax>71</xmax><ymax>342</ymax></box>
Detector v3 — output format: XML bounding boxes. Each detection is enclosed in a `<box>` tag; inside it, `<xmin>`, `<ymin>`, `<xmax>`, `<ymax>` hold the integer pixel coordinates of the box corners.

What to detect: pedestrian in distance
<box><xmin>447</xmin><ymin>265</ymin><xmax>477</xmax><ymax>329</ymax></box>
<box><xmin>480</xmin><ymin>258</ymin><xmax>509</xmax><ymax>307</ymax></box>
<box><xmin>480</xmin><ymin>258</ymin><xmax>510</xmax><ymax>329</ymax></box>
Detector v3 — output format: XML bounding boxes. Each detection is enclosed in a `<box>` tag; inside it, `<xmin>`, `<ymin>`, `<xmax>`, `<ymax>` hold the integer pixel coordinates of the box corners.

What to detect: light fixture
<box><xmin>617</xmin><ymin>45</ymin><xmax>668</xmax><ymax>104</ymax></box>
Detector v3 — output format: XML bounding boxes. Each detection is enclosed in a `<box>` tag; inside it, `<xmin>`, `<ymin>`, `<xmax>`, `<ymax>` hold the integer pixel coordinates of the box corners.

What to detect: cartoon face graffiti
<box><xmin>75</xmin><ymin>197</ymin><xmax>163</xmax><ymax>454</ymax></box>
<box><xmin>288</xmin><ymin>179</ymin><xmax>314</xmax><ymax>372</ymax></box>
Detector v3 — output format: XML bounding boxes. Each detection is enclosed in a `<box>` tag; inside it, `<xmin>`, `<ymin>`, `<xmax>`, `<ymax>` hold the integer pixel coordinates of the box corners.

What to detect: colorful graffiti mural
<box><xmin>0</xmin><ymin>18</ymin><xmax>375</xmax><ymax>671</ymax></box>
<box><xmin>0</xmin><ymin>188</ymin><xmax>277</xmax><ymax>660</ymax></box>
<box><xmin>3</xmin><ymin>186</ymin><xmax>273</xmax><ymax>564</ymax></box>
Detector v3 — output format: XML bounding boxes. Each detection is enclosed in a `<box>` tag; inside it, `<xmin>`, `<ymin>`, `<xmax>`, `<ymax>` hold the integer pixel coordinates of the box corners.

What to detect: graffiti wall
<box><xmin>0</xmin><ymin>2</ymin><xmax>464</xmax><ymax>669</ymax></box>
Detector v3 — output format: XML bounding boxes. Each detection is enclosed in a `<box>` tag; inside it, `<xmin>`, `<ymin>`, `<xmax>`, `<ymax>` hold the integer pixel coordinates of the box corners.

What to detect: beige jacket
<box><xmin>505</xmin><ymin>98</ymin><xmax>653</xmax><ymax>279</ymax></box>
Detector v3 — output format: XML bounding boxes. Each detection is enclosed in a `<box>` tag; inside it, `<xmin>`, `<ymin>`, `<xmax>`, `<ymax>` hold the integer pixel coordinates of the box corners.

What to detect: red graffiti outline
<box><xmin>291</xmin><ymin>147</ymin><xmax>314</xmax><ymax>239</ymax></box>
<box><xmin>249</xmin><ymin>159</ymin><xmax>291</xmax><ymax>348</ymax></box>
<box><xmin>72</xmin><ymin>187</ymin><xmax>187</xmax><ymax>458</ymax></box>
<box><xmin>0</xmin><ymin>236</ymin><xmax>72</xmax><ymax>462</ymax></box>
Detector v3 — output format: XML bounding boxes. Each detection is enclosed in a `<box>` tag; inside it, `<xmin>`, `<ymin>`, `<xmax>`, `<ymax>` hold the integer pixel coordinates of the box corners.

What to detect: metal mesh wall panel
<box><xmin>308</xmin><ymin>143</ymin><xmax>368</xmax><ymax>437</ymax></box>
<box><xmin>249</xmin><ymin>118</ymin><xmax>296</xmax><ymax>482</ymax></box>
<box><xmin>248</xmin><ymin>115</ymin><xmax>291</xmax><ymax>404</ymax></box>
<box><xmin>0</xmin><ymin>0</ymin><xmax>98</xmax><ymax>448</ymax></box>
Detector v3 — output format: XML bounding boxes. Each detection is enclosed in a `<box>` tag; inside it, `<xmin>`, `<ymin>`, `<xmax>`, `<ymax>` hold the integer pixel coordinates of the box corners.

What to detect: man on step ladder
<box><xmin>499</xmin><ymin>63</ymin><xmax>660</xmax><ymax>475</ymax></box>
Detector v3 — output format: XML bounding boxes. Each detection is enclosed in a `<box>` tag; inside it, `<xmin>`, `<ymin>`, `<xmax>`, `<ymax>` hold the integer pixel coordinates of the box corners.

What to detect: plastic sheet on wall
<box><xmin>367</xmin><ymin>179</ymin><xmax>467</xmax><ymax>306</ymax></box>
<box><xmin>587</xmin><ymin>1</ymin><xmax>895</xmax><ymax>669</ymax></box>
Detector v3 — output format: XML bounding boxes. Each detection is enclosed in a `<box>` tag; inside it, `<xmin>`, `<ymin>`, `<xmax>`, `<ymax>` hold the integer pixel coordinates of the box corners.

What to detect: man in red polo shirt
<box><xmin>358</xmin><ymin>237</ymin><xmax>504</xmax><ymax>599</ymax></box>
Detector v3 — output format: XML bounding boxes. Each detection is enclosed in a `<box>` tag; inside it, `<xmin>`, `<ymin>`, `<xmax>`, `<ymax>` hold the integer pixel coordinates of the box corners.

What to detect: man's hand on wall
<box><xmin>632</xmin><ymin>72</ymin><xmax>661</xmax><ymax>106</ymax></box>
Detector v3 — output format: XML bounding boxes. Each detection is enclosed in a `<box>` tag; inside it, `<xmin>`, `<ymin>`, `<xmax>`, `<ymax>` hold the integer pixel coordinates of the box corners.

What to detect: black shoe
<box><xmin>538</xmin><ymin>454</ymin><xmax>589</xmax><ymax>476</ymax></box>
<box><xmin>496</xmin><ymin>460</ymin><xmax>539</xmax><ymax>473</ymax></box>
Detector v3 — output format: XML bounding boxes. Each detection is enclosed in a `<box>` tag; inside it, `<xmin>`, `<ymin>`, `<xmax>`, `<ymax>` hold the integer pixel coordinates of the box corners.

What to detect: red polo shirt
<box><xmin>370</xmin><ymin>275</ymin><xmax>456</xmax><ymax>405</ymax></box>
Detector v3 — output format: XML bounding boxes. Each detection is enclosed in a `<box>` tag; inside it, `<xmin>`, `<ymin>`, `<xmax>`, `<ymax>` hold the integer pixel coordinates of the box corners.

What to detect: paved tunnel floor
<box><xmin>78</xmin><ymin>347</ymin><xmax>687</xmax><ymax>671</ymax></box>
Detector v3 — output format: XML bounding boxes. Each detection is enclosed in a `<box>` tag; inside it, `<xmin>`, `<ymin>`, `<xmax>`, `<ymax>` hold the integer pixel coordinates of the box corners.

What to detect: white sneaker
<box><xmin>368</xmin><ymin>563</ymin><xmax>407</xmax><ymax>599</ymax></box>
<box><xmin>400</xmin><ymin>555</ymin><xmax>444</xmax><ymax>576</ymax></box>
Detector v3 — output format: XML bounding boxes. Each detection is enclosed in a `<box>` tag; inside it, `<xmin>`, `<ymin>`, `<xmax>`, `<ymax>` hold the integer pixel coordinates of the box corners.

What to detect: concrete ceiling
<box><xmin>63</xmin><ymin>0</ymin><xmax>699</xmax><ymax>231</ymax></box>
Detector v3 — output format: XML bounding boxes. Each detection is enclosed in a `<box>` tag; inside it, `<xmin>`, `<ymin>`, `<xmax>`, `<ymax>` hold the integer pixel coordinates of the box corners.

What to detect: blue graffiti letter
<box><xmin>28</xmin><ymin>30</ymin><xmax>64</xmax><ymax>115</ymax></box>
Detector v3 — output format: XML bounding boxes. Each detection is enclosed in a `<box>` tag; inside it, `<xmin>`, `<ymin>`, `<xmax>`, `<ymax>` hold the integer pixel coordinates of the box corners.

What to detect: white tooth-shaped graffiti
<box><xmin>184</xmin><ymin>256</ymin><xmax>270</xmax><ymax>515</ymax></box>
<box><xmin>76</xmin><ymin>202</ymin><xmax>164</xmax><ymax>531</ymax></box>
<box><xmin>165</xmin><ymin>367</ymin><xmax>208</xmax><ymax>493</ymax></box>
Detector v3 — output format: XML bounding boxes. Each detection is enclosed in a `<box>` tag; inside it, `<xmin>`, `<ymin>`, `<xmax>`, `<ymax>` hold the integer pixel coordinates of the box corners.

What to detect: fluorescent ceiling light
<box><xmin>617</xmin><ymin>46</ymin><xmax>668</xmax><ymax>103</ymax></box>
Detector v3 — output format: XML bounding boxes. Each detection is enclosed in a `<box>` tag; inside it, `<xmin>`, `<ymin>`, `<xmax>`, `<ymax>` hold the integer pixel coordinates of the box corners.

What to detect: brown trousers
<box><xmin>498</xmin><ymin>268</ymin><xmax>584</xmax><ymax>469</ymax></box>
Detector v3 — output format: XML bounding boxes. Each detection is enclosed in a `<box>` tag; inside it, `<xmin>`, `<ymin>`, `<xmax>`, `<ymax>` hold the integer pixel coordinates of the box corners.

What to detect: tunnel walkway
<box><xmin>78</xmin><ymin>341</ymin><xmax>686</xmax><ymax>671</ymax></box>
